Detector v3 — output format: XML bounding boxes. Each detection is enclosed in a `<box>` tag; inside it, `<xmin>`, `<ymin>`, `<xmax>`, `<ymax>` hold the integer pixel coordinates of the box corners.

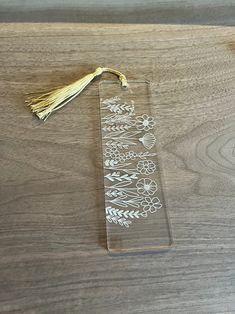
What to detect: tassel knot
<box><xmin>94</xmin><ymin>67</ymin><xmax>103</xmax><ymax>76</ymax></box>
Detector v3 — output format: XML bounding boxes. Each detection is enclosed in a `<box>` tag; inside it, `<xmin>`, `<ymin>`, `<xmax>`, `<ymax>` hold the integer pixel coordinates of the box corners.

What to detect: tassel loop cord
<box><xmin>99</xmin><ymin>67</ymin><xmax>128</xmax><ymax>88</ymax></box>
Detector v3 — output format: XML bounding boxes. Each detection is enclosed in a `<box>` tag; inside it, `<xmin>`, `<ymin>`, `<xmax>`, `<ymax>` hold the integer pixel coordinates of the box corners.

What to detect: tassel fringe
<box><xmin>26</xmin><ymin>67</ymin><xmax>128</xmax><ymax>121</ymax></box>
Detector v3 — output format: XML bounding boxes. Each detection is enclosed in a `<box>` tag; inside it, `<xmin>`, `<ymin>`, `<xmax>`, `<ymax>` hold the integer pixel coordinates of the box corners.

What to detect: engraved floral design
<box><xmin>136</xmin><ymin>178</ymin><xmax>158</xmax><ymax>196</ymax></box>
<box><xmin>102</xmin><ymin>96</ymin><xmax>135</xmax><ymax>114</ymax></box>
<box><xmin>104</xmin><ymin>147</ymin><xmax>121</xmax><ymax>163</ymax></box>
<box><xmin>135</xmin><ymin>114</ymin><xmax>156</xmax><ymax>131</ymax></box>
<box><xmin>105</xmin><ymin>148</ymin><xmax>157</xmax><ymax>165</ymax></box>
<box><xmin>139</xmin><ymin>132</ymin><xmax>156</xmax><ymax>150</ymax></box>
<box><xmin>125</xmin><ymin>151</ymin><xmax>136</xmax><ymax>160</ymax></box>
<box><xmin>141</xmin><ymin>197</ymin><xmax>162</xmax><ymax>213</ymax></box>
<box><xmin>137</xmin><ymin>160</ymin><xmax>156</xmax><ymax>175</ymax></box>
<box><xmin>105</xmin><ymin>146</ymin><xmax>120</xmax><ymax>159</ymax></box>
<box><xmin>102</xmin><ymin>96</ymin><xmax>163</xmax><ymax>228</ymax></box>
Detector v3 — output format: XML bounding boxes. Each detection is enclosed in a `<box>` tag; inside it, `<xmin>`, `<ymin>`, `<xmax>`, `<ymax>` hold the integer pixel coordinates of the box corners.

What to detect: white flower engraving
<box><xmin>137</xmin><ymin>160</ymin><xmax>156</xmax><ymax>175</ymax></box>
<box><xmin>105</xmin><ymin>146</ymin><xmax>120</xmax><ymax>159</ymax></box>
<box><xmin>136</xmin><ymin>178</ymin><xmax>158</xmax><ymax>196</ymax></box>
<box><xmin>135</xmin><ymin>114</ymin><xmax>156</xmax><ymax>131</ymax></box>
<box><xmin>101</xmin><ymin>96</ymin><xmax>163</xmax><ymax>228</ymax></box>
<box><xmin>141</xmin><ymin>197</ymin><xmax>162</xmax><ymax>213</ymax></box>
<box><xmin>139</xmin><ymin>132</ymin><xmax>156</xmax><ymax>150</ymax></box>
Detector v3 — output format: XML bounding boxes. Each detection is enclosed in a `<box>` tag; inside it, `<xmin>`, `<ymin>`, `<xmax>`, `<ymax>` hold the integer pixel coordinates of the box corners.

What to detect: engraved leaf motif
<box><xmin>110</xmin><ymin>197</ymin><xmax>129</xmax><ymax>208</ymax></box>
<box><xmin>105</xmin><ymin>172</ymin><xmax>138</xmax><ymax>182</ymax></box>
<box><xmin>111</xmin><ymin>181</ymin><xmax>133</xmax><ymax>188</ymax></box>
<box><xmin>104</xmin><ymin>130</ymin><xmax>125</xmax><ymax>138</ymax></box>
<box><xmin>106</xmin><ymin>207</ymin><xmax>146</xmax><ymax>222</ymax></box>
<box><xmin>106</xmin><ymin>214</ymin><xmax>132</xmax><ymax>227</ymax></box>
<box><xmin>102</xmin><ymin>113</ymin><xmax>134</xmax><ymax>126</ymax></box>
<box><xmin>102</xmin><ymin>97</ymin><xmax>135</xmax><ymax>114</ymax></box>
<box><xmin>105</xmin><ymin>140</ymin><xmax>129</xmax><ymax>149</ymax></box>
<box><xmin>102</xmin><ymin>94</ymin><xmax>162</xmax><ymax>229</ymax></box>
<box><xmin>102</xmin><ymin>124</ymin><xmax>132</xmax><ymax>132</ymax></box>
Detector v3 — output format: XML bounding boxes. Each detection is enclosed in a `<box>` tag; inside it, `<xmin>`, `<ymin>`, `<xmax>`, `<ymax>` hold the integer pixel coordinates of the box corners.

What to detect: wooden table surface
<box><xmin>0</xmin><ymin>23</ymin><xmax>235</xmax><ymax>313</ymax></box>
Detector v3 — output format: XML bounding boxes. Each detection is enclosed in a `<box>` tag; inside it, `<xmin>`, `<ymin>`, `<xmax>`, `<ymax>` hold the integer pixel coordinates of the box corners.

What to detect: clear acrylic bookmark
<box><xmin>99</xmin><ymin>81</ymin><xmax>173</xmax><ymax>254</ymax></box>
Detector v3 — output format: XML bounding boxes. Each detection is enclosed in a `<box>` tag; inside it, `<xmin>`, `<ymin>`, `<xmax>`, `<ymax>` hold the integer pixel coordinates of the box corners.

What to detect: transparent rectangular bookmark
<box><xmin>99</xmin><ymin>80</ymin><xmax>173</xmax><ymax>253</ymax></box>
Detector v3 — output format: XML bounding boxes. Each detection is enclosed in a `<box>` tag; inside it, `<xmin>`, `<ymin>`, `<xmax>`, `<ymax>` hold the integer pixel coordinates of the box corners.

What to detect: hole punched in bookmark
<box><xmin>25</xmin><ymin>67</ymin><xmax>128</xmax><ymax>121</ymax></box>
<box><xmin>99</xmin><ymin>80</ymin><xmax>173</xmax><ymax>254</ymax></box>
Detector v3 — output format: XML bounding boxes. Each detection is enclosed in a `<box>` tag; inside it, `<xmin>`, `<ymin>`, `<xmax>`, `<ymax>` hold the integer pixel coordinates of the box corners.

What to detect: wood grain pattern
<box><xmin>0</xmin><ymin>0</ymin><xmax>235</xmax><ymax>25</ymax></box>
<box><xmin>0</xmin><ymin>23</ymin><xmax>235</xmax><ymax>313</ymax></box>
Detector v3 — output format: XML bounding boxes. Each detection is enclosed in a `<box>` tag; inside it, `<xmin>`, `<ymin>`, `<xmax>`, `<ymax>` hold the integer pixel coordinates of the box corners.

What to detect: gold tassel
<box><xmin>25</xmin><ymin>67</ymin><xmax>128</xmax><ymax>121</ymax></box>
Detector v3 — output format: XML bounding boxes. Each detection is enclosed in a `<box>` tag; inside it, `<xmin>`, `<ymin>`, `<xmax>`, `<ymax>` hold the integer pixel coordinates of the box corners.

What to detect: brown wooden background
<box><xmin>0</xmin><ymin>24</ymin><xmax>235</xmax><ymax>313</ymax></box>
